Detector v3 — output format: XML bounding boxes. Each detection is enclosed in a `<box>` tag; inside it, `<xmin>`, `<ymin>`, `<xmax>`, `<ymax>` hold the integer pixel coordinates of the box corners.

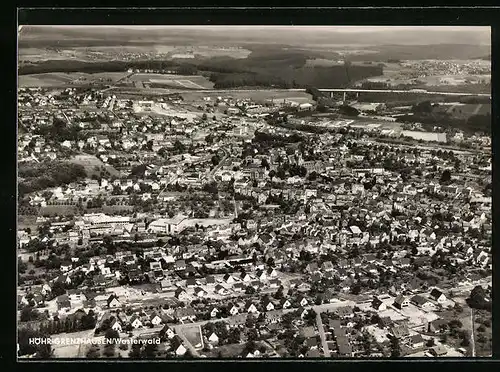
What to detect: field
<box><xmin>69</xmin><ymin>154</ymin><xmax>122</xmax><ymax>177</ymax></box>
<box><xmin>305</xmin><ymin>58</ymin><xmax>344</xmax><ymax>67</ymax></box>
<box><xmin>180</xmin><ymin>325</ymin><xmax>203</xmax><ymax>349</ymax></box>
<box><xmin>128</xmin><ymin>73</ymin><xmax>214</xmax><ymax>89</ymax></box>
<box><xmin>169</xmin><ymin>46</ymin><xmax>251</xmax><ymax>59</ymax></box>
<box><xmin>433</xmin><ymin>103</ymin><xmax>491</xmax><ymax>119</ymax></box>
<box><xmin>18</xmin><ymin>72</ymin><xmax>131</xmax><ymax>87</ymax></box>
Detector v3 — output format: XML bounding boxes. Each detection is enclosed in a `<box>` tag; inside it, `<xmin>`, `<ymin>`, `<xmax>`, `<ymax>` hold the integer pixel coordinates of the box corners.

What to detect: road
<box><xmin>100</xmin><ymin>86</ymin><xmax>490</xmax><ymax>98</ymax></box>
<box><xmin>203</xmin><ymin>147</ymin><xmax>230</xmax><ymax>183</ymax></box>
<box><xmin>470</xmin><ymin>308</ymin><xmax>476</xmax><ymax>357</ymax></box>
<box><xmin>315</xmin><ymin>313</ymin><xmax>330</xmax><ymax>357</ymax></box>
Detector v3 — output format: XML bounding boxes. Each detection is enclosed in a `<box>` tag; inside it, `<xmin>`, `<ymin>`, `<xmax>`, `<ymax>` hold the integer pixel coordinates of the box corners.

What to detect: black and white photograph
<box><xmin>17</xmin><ymin>22</ymin><xmax>492</xmax><ymax>360</ymax></box>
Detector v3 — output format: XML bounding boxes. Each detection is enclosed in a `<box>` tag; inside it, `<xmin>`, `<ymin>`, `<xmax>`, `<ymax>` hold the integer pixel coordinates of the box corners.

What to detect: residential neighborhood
<box><xmin>17</xmin><ymin>25</ymin><xmax>491</xmax><ymax>360</ymax></box>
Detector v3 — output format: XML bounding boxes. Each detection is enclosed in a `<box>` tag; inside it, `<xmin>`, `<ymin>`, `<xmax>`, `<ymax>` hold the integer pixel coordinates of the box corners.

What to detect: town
<box><xmin>17</xmin><ymin>25</ymin><xmax>492</xmax><ymax>360</ymax></box>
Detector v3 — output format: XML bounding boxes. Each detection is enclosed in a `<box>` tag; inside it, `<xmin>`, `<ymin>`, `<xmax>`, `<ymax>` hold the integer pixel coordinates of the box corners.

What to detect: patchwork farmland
<box><xmin>128</xmin><ymin>73</ymin><xmax>214</xmax><ymax>90</ymax></box>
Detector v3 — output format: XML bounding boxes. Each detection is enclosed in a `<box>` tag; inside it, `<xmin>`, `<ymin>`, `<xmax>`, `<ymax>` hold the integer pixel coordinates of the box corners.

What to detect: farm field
<box><xmin>169</xmin><ymin>46</ymin><xmax>252</xmax><ymax>59</ymax></box>
<box><xmin>129</xmin><ymin>73</ymin><xmax>214</xmax><ymax>89</ymax></box>
<box><xmin>19</xmin><ymin>72</ymin><xmax>131</xmax><ymax>87</ymax></box>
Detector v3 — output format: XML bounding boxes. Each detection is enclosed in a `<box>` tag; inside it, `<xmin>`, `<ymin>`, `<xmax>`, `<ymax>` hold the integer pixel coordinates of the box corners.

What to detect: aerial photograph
<box><xmin>17</xmin><ymin>25</ymin><xmax>491</xmax><ymax>359</ymax></box>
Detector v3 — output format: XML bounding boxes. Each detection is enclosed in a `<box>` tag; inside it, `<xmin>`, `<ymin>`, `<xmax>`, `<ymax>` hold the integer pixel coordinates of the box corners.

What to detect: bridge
<box><xmin>317</xmin><ymin>88</ymin><xmax>491</xmax><ymax>100</ymax></box>
<box><xmin>129</xmin><ymin>87</ymin><xmax>490</xmax><ymax>98</ymax></box>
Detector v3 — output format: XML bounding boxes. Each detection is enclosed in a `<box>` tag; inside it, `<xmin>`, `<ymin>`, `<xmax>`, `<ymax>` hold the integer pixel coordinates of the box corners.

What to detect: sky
<box><xmin>19</xmin><ymin>26</ymin><xmax>491</xmax><ymax>46</ymax></box>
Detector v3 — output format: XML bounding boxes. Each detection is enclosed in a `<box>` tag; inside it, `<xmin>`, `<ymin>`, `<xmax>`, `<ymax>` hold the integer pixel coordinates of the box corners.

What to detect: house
<box><xmin>390</xmin><ymin>324</ymin><xmax>410</xmax><ymax>339</ymax></box>
<box><xmin>233</xmin><ymin>282</ymin><xmax>245</xmax><ymax>292</ymax></box>
<box><xmin>110</xmin><ymin>318</ymin><xmax>122</xmax><ymax>332</ymax></box>
<box><xmin>297</xmin><ymin>296</ymin><xmax>309</xmax><ymax>307</ymax></box>
<box><xmin>411</xmin><ymin>295</ymin><xmax>436</xmax><ymax>311</ymax></box>
<box><xmin>194</xmin><ymin>287</ymin><xmax>207</xmax><ymax>297</ymax></box>
<box><xmin>334</xmin><ymin>306</ymin><xmax>354</xmax><ymax>319</ymax></box>
<box><xmin>409</xmin><ymin>334</ymin><xmax>425</xmax><ymax>349</ymax></box>
<box><xmin>321</xmin><ymin>261</ymin><xmax>334</xmax><ymax>272</ymax></box>
<box><xmin>205</xmin><ymin>275</ymin><xmax>216</xmax><ymax>285</ymax></box>
<box><xmin>223</xmin><ymin>274</ymin><xmax>237</xmax><ymax>284</ymax></box>
<box><xmin>429</xmin><ymin>288</ymin><xmax>447</xmax><ymax>304</ymax></box>
<box><xmin>378</xmin><ymin>316</ymin><xmax>393</xmax><ymax>329</ymax></box>
<box><xmin>280</xmin><ymin>299</ymin><xmax>292</xmax><ymax>309</ymax></box>
<box><xmin>306</xmin><ymin>262</ymin><xmax>319</xmax><ymax>273</ymax></box>
<box><xmin>209</xmin><ymin>307</ymin><xmax>220</xmax><ymax>318</ymax></box>
<box><xmin>150</xmin><ymin>313</ymin><xmax>163</xmax><ymax>326</ymax></box>
<box><xmin>56</xmin><ymin>294</ymin><xmax>71</xmax><ymax>310</ymax></box>
<box><xmin>429</xmin><ymin>345</ymin><xmax>448</xmax><ymax>357</ymax></box>
<box><xmin>208</xmin><ymin>332</ymin><xmax>219</xmax><ymax>344</ymax></box>
<box><xmin>160</xmin><ymin>324</ymin><xmax>176</xmax><ymax>340</ymax></box>
<box><xmin>60</xmin><ymin>262</ymin><xmax>72</xmax><ymax>272</ymax></box>
<box><xmin>174</xmin><ymin>288</ymin><xmax>190</xmax><ymax>301</ymax></box>
<box><xmin>266</xmin><ymin>268</ymin><xmax>278</xmax><ymax>278</ymax></box>
<box><xmin>174</xmin><ymin>307</ymin><xmax>196</xmax><ymax>321</ymax></box>
<box><xmin>393</xmin><ymin>294</ymin><xmax>410</xmax><ymax>309</ymax></box>
<box><xmin>250</xmin><ymin>280</ymin><xmax>262</xmax><ymax>290</ymax></box>
<box><xmin>174</xmin><ymin>260</ymin><xmax>186</xmax><ymax>271</ymax></box>
<box><xmin>214</xmin><ymin>284</ymin><xmax>228</xmax><ymax>295</ymax></box>
<box><xmin>246</xmin><ymin>301</ymin><xmax>259</xmax><ymax>313</ymax></box>
<box><xmin>255</xmin><ymin>270</ymin><xmax>267</xmax><ymax>281</ymax></box>
<box><xmin>269</xmin><ymin>279</ymin><xmax>281</xmax><ymax>288</ymax></box>
<box><xmin>175</xmin><ymin>344</ymin><xmax>187</xmax><ymax>356</ymax></box>
<box><xmin>228</xmin><ymin>303</ymin><xmax>239</xmax><ymax>316</ymax></box>
<box><xmin>107</xmin><ymin>295</ymin><xmax>121</xmax><ymax>308</ymax></box>
<box><xmin>398</xmin><ymin>258</ymin><xmax>411</xmax><ymax>268</ymax></box>
<box><xmin>297</xmin><ymin>307</ymin><xmax>309</xmax><ymax>319</ymax></box>
<box><xmin>263</xmin><ymin>300</ymin><xmax>275</xmax><ymax>312</ymax></box>
<box><xmin>240</xmin><ymin>272</ymin><xmax>252</xmax><ymax>282</ymax></box>
<box><xmin>372</xmin><ymin>297</ymin><xmax>387</xmax><ymax>311</ymax></box>
<box><xmin>428</xmin><ymin>319</ymin><xmax>448</xmax><ymax>333</ymax></box>
<box><xmin>130</xmin><ymin>315</ymin><xmax>143</xmax><ymax>329</ymax></box>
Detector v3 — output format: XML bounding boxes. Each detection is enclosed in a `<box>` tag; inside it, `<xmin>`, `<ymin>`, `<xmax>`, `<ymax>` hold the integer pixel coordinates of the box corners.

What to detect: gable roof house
<box><xmin>372</xmin><ymin>297</ymin><xmax>387</xmax><ymax>311</ymax></box>
<box><xmin>56</xmin><ymin>294</ymin><xmax>71</xmax><ymax>310</ymax></box>
<box><xmin>410</xmin><ymin>295</ymin><xmax>436</xmax><ymax>311</ymax></box>
<box><xmin>429</xmin><ymin>288</ymin><xmax>447</xmax><ymax>303</ymax></box>
<box><xmin>393</xmin><ymin>294</ymin><xmax>410</xmax><ymax>309</ymax></box>
<box><xmin>107</xmin><ymin>294</ymin><xmax>121</xmax><ymax>308</ymax></box>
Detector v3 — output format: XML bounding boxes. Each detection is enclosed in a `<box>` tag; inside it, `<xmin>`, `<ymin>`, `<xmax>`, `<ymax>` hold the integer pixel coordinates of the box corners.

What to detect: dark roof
<box><xmin>411</xmin><ymin>295</ymin><xmax>429</xmax><ymax>305</ymax></box>
<box><xmin>430</xmin><ymin>288</ymin><xmax>444</xmax><ymax>300</ymax></box>
<box><xmin>391</xmin><ymin>324</ymin><xmax>410</xmax><ymax>338</ymax></box>
<box><xmin>410</xmin><ymin>334</ymin><xmax>424</xmax><ymax>344</ymax></box>
<box><xmin>394</xmin><ymin>294</ymin><xmax>409</xmax><ymax>305</ymax></box>
<box><xmin>205</xmin><ymin>275</ymin><xmax>215</xmax><ymax>283</ymax></box>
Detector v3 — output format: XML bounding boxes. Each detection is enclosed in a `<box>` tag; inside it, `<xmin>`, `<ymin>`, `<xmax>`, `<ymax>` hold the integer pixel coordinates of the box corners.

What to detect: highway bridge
<box><xmin>148</xmin><ymin>87</ymin><xmax>490</xmax><ymax>98</ymax></box>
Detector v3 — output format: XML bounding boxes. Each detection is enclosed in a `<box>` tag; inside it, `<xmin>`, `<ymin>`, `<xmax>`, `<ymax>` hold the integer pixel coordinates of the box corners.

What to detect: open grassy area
<box><xmin>129</xmin><ymin>73</ymin><xmax>214</xmax><ymax>89</ymax></box>
<box><xmin>181</xmin><ymin>325</ymin><xmax>203</xmax><ymax>349</ymax></box>
<box><xmin>18</xmin><ymin>72</ymin><xmax>131</xmax><ymax>88</ymax></box>
<box><xmin>69</xmin><ymin>154</ymin><xmax>122</xmax><ymax>178</ymax></box>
